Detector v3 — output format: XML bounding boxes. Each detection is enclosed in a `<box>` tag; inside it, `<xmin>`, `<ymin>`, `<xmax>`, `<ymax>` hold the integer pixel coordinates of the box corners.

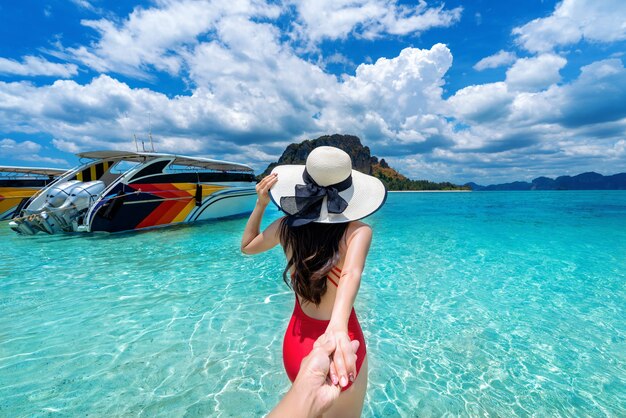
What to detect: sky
<box><xmin>0</xmin><ymin>0</ymin><xmax>625</xmax><ymax>184</ymax></box>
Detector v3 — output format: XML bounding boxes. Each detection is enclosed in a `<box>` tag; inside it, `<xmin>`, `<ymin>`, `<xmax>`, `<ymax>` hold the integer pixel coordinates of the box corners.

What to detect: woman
<box><xmin>241</xmin><ymin>146</ymin><xmax>386</xmax><ymax>417</ymax></box>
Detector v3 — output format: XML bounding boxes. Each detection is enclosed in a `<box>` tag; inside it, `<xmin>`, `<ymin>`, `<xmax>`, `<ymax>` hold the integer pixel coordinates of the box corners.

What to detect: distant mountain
<box><xmin>260</xmin><ymin>134</ymin><xmax>469</xmax><ymax>191</ymax></box>
<box><xmin>467</xmin><ymin>172</ymin><xmax>626</xmax><ymax>191</ymax></box>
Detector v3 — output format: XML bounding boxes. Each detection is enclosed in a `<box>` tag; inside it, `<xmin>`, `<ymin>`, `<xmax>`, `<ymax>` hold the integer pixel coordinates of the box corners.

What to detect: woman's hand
<box><xmin>240</xmin><ymin>173</ymin><xmax>281</xmax><ymax>254</ymax></box>
<box><xmin>325</xmin><ymin>329</ymin><xmax>358</xmax><ymax>388</ymax></box>
<box><xmin>256</xmin><ymin>173</ymin><xmax>278</xmax><ymax>206</ymax></box>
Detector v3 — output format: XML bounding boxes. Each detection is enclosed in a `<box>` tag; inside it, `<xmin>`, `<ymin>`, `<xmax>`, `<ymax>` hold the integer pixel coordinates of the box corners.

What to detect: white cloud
<box><xmin>513</xmin><ymin>0</ymin><xmax>626</xmax><ymax>52</ymax></box>
<box><xmin>65</xmin><ymin>0</ymin><xmax>281</xmax><ymax>78</ymax></box>
<box><xmin>62</xmin><ymin>0</ymin><xmax>461</xmax><ymax>79</ymax></box>
<box><xmin>289</xmin><ymin>0</ymin><xmax>462</xmax><ymax>43</ymax></box>
<box><xmin>0</xmin><ymin>138</ymin><xmax>41</xmax><ymax>154</ymax></box>
<box><xmin>70</xmin><ymin>0</ymin><xmax>97</xmax><ymax>11</ymax></box>
<box><xmin>447</xmin><ymin>82</ymin><xmax>514</xmax><ymax>125</ymax></box>
<box><xmin>322</xmin><ymin>53</ymin><xmax>354</xmax><ymax>68</ymax></box>
<box><xmin>0</xmin><ymin>72</ymin><xmax>315</xmax><ymax>158</ymax></box>
<box><xmin>51</xmin><ymin>138</ymin><xmax>81</xmax><ymax>154</ymax></box>
<box><xmin>382</xmin><ymin>3</ymin><xmax>463</xmax><ymax>36</ymax></box>
<box><xmin>443</xmin><ymin>56</ymin><xmax>626</xmax><ymax>166</ymax></box>
<box><xmin>322</xmin><ymin>43</ymin><xmax>453</xmax><ymax>145</ymax></box>
<box><xmin>181</xmin><ymin>16</ymin><xmax>336</xmax><ymax>139</ymax></box>
<box><xmin>0</xmin><ymin>138</ymin><xmax>67</xmax><ymax>165</ymax></box>
<box><xmin>473</xmin><ymin>50</ymin><xmax>517</xmax><ymax>71</ymax></box>
<box><xmin>557</xmin><ymin>58</ymin><xmax>626</xmax><ymax>127</ymax></box>
<box><xmin>0</xmin><ymin>56</ymin><xmax>78</xmax><ymax>78</ymax></box>
<box><xmin>0</xmin><ymin>43</ymin><xmax>456</xmax><ymax>168</ymax></box>
<box><xmin>505</xmin><ymin>54</ymin><xmax>567</xmax><ymax>92</ymax></box>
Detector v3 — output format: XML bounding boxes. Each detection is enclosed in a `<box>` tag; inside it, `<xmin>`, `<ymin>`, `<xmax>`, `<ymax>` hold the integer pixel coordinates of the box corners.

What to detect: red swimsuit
<box><xmin>282</xmin><ymin>266</ymin><xmax>366</xmax><ymax>391</ymax></box>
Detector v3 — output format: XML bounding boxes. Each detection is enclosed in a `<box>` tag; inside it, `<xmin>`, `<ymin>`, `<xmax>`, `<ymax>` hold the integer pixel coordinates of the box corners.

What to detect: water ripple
<box><xmin>1</xmin><ymin>192</ymin><xmax>625</xmax><ymax>416</ymax></box>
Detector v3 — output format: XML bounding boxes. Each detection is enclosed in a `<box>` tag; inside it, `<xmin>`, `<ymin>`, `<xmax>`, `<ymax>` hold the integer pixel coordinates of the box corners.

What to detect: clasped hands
<box><xmin>269</xmin><ymin>331</ymin><xmax>360</xmax><ymax>418</ymax></box>
<box><xmin>322</xmin><ymin>330</ymin><xmax>359</xmax><ymax>389</ymax></box>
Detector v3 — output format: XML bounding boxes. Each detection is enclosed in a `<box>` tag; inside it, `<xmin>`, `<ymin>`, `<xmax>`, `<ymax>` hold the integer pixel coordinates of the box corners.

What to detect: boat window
<box><xmin>164</xmin><ymin>164</ymin><xmax>212</xmax><ymax>173</ymax></box>
<box><xmin>131</xmin><ymin>160</ymin><xmax>169</xmax><ymax>178</ymax></box>
<box><xmin>110</xmin><ymin>161</ymin><xmax>141</xmax><ymax>174</ymax></box>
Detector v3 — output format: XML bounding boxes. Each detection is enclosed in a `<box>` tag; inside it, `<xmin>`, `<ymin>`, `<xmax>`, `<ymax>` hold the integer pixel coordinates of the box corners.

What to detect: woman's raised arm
<box><xmin>241</xmin><ymin>173</ymin><xmax>282</xmax><ymax>255</ymax></box>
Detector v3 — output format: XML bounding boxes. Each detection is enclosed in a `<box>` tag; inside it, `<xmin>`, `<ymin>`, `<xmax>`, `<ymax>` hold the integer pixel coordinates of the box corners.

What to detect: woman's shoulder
<box><xmin>348</xmin><ymin>220</ymin><xmax>372</xmax><ymax>232</ymax></box>
<box><xmin>345</xmin><ymin>221</ymin><xmax>372</xmax><ymax>245</ymax></box>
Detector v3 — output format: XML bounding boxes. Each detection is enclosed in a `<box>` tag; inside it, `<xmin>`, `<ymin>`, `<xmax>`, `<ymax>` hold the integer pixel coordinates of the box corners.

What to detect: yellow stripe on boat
<box><xmin>170</xmin><ymin>183</ymin><xmax>226</xmax><ymax>196</ymax></box>
<box><xmin>0</xmin><ymin>187</ymin><xmax>39</xmax><ymax>215</ymax></box>
<box><xmin>0</xmin><ymin>187</ymin><xmax>39</xmax><ymax>198</ymax></box>
<box><xmin>167</xmin><ymin>183</ymin><xmax>226</xmax><ymax>223</ymax></box>
<box><xmin>171</xmin><ymin>199</ymin><xmax>196</xmax><ymax>223</ymax></box>
<box><xmin>201</xmin><ymin>184</ymin><xmax>226</xmax><ymax>198</ymax></box>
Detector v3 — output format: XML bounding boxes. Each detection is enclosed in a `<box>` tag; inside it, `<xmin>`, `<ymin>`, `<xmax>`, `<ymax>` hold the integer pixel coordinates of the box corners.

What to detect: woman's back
<box><xmin>289</xmin><ymin>220</ymin><xmax>367</xmax><ymax>320</ymax></box>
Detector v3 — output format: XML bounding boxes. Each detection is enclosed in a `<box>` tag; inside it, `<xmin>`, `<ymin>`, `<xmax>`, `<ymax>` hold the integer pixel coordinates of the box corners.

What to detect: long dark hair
<box><xmin>279</xmin><ymin>219</ymin><xmax>349</xmax><ymax>306</ymax></box>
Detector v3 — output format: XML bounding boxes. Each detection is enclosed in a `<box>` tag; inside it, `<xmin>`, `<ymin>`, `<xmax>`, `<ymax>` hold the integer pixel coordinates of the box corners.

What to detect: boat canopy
<box><xmin>0</xmin><ymin>166</ymin><xmax>68</xmax><ymax>176</ymax></box>
<box><xmin>77</xmin><ymin>150</ymin><xmax>254</xmax><ymax>173</ymax></box>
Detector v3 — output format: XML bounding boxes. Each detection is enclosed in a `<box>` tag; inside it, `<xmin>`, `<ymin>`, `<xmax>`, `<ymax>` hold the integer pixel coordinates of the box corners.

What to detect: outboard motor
<box><xmin>9</xmin><ymin>180</ymin><xmax>79</xmax><ymax>234</ymax></box>
<box><xmin>59</xmin><ymin>181</ymin><xmax>105</xmax><ymax>211</ymax></box>
<box><xmin>9</xmin><ymin>180</ymin><xmax>105</xmax><ymax>234</ymax></box>
<box><xmin>53</xmin><ymin>181</ymin><xmax>105</xmax><ymax>230</ymax></box>
<box><xmin>9</xmin><ymin>218</ymin><xmax>35</xmax><ymax>235</ymax></box>
<box><xmin>40</xmin><ymin>180</ymin><xmax>82</xmax><ymax>210</ymax></box>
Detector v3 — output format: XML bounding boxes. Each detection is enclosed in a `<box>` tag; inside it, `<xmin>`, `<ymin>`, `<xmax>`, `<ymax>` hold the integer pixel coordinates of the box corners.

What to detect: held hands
<box><xmin>296</xmin><ymin>333</ymin><xmax>360</xmax><ymax>416</ymax></box>
<box><xmin>269</xmin><ymin>333</ymin><xmax>360</xmax><ymax>418</ymax></box>
<box><xmin>256</xmin><ymin>173</ymin><xmax>278</xmax><ymax>206</ymax></box>
<box><xmin>325</xmin><ymin>330</ymin><xmax>359</xmax><ymax>388</ymax></box>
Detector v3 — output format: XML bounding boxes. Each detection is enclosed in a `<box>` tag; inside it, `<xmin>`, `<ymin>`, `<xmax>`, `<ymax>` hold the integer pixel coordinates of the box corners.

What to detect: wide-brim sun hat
<box><xmin>269</xmin><ymin>146</ymin><xmax>387</xmax><ymax>226</ymax></box>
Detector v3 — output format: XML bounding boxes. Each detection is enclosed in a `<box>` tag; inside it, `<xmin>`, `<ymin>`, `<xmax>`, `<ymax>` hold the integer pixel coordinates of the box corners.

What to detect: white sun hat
<box><xmin>269</xmin><ymin>146</ymin><xmax>387</xmax><ymax>226</ymax></box>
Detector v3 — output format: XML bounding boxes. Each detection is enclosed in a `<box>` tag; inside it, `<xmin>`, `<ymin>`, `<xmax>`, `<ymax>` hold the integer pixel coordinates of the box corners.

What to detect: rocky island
<box><xmin>260</xmin><ymin>134</ymin><xmax>469</xmax><ymax>191</ymax></box>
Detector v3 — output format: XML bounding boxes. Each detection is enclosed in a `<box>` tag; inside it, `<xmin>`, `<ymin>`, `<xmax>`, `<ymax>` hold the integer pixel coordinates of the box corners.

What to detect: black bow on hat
<box><xmin>280</xmin><ymin>169</ymin><xmax>352</xmax><ymax>227</ymax></box>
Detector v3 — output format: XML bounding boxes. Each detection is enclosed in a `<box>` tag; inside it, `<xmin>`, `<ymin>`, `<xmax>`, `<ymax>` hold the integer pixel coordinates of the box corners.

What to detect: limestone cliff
<box><xmin>259</xmin><ymin>134</ymin><xmax>469</xmax><ymax>191</ymax></box>
<box><xmin>260</xmin><ymin>134</ymin><xmax>373</xmax><ymax>177</ymax></box>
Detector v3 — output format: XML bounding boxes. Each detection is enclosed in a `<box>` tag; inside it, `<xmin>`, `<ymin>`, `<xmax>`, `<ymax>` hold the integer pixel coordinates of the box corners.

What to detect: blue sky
<box><xmin>0</xmin><ymin>0</ymin><xmax>625</xmax><ymax>184</ymax></box>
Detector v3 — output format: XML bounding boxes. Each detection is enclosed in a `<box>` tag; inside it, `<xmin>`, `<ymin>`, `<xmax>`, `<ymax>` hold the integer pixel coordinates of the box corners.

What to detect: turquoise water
<box><xmin>1</xmin><ymin>191</ymin><xmax>625</xmax><ymax>417</ymax></box>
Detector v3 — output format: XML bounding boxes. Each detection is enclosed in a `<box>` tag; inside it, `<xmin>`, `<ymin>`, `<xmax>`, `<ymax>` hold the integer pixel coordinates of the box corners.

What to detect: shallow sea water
<box><xmin>1</xmin><ymin>191</ymin><xmax>625</xmax><ymax>417</ymax></box>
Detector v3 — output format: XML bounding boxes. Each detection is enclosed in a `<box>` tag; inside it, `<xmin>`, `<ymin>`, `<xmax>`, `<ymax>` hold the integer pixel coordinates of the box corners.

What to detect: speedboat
<box><xmin>9</xmin><ymin>151</ymin><xmax>257</xmax><ymax>234</ymax></box>
<box><xmin>0</xmin><ymin>166</ymin><xmax>67</xmax><ymax>221</ymax></box>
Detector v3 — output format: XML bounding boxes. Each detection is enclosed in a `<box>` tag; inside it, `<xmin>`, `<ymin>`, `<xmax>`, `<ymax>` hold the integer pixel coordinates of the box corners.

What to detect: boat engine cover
<box><xmin>44</xmin><ymin>180</ymin><xmax>81</xmax><ymax>208</ymax></box>
<box><xmin>59</xmin><ymin>180</ymin><xmax>105</xmax><ymax>210</ymax></box>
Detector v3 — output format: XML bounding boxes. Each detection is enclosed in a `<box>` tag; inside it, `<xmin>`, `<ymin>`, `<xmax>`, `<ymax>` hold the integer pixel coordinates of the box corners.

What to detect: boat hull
<box><xmin>0</xmin><ymin>187</ymin><xmax>44</xmax><ymax>220</ymax></box>
<box><xmin>88</xmin><ymin>183</ymin><xmax>256</xmax><ymax>233</ymax></box>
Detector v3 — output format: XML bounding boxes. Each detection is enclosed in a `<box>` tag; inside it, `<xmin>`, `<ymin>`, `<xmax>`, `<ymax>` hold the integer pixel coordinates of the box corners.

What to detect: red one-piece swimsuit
<box><xmin>282</xmin><ymin>266</ymin><xmax>366</xmax><ymax>391</ymax></box>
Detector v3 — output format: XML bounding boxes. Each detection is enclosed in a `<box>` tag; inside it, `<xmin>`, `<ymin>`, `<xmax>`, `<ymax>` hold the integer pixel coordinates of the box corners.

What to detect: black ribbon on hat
<box><xmin>280</xmin><ymin>168</ymin><xmax>352</xmax><ymax>227</ymax></box>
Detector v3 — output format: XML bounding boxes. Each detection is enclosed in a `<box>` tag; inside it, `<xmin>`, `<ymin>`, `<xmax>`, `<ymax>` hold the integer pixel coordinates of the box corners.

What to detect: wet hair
<box><xmin>279</xmin><ymin>219</ymin><xmax>349</xmax><ymax>306</ymax></box>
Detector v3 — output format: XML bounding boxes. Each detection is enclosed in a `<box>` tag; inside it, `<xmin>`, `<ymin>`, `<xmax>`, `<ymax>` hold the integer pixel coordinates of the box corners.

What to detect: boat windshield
<box><xmin>110</xmin><ymin>160</ymin><xmax>141</xmax><ymax>174</ymax></box>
